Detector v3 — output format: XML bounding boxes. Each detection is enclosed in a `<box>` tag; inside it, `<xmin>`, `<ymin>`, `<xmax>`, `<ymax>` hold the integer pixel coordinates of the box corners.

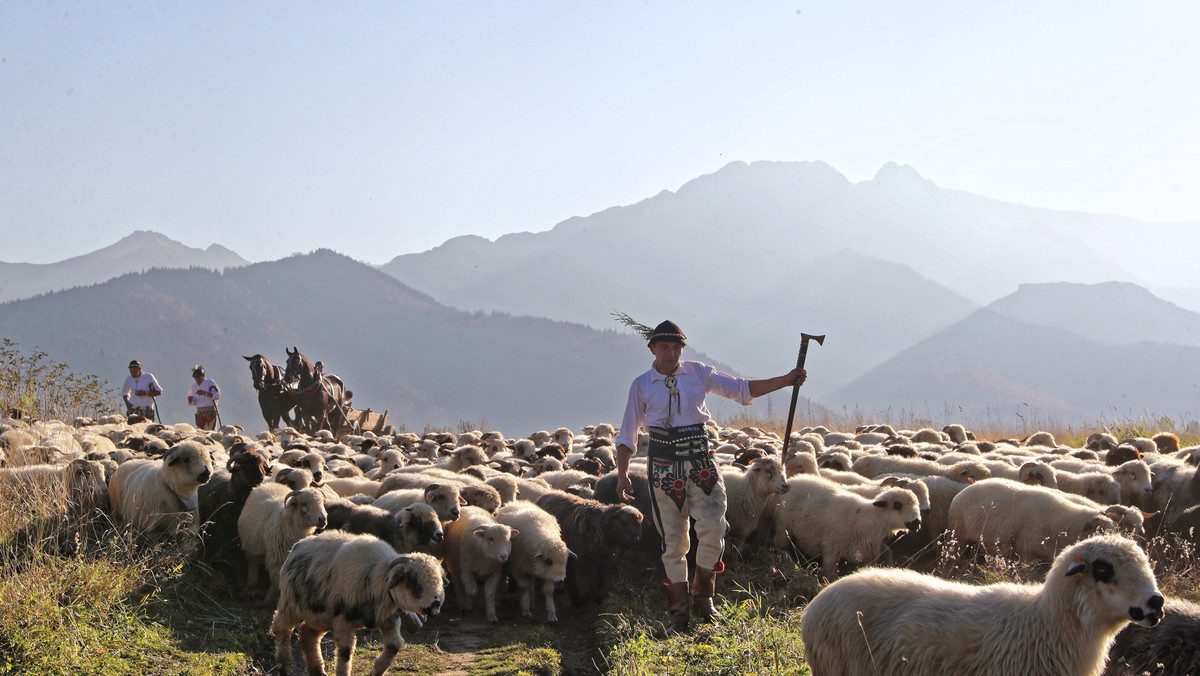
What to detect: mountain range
<box><xmin>0</xmin><ymin>251</ymin><xmax>751</xmax><ymax>435</ymax></box>
<box><xmin>0</xmin><ymin>230</ymin><xmax>246</xmax><ymax>304</ymax></box>
<box><xmin>4</xmin><ymin>160</ymin><xmax>1200</xmax><ymax>432</ymax></box>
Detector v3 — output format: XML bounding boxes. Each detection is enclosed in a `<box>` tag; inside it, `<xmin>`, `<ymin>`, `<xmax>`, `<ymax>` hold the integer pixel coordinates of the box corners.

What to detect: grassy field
<box><xmin>2</xmin><ymin>413</ymin><xmax>1198</xmax><ymax>675</ymax></box>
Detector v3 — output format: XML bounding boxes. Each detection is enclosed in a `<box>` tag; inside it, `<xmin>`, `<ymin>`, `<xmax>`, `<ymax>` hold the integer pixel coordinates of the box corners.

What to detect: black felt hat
<box><xmin>648</xmin><ymin>320</ymin><xmax>686</xmax><ymax>346</ymax></box>
<box><xmin>191</xmin><ymin>365</ymin><xmax>205</xmax><ymax>378</ymax></box>
<box><xmin>128</xmin><ymin>360</ymin><xmax>142</xmax><ymax>368</ymax></box>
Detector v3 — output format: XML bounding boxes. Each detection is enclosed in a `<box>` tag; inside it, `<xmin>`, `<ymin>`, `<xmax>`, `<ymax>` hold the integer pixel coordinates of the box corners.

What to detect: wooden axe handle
<box><xmin>783</xmin><ymin>333</ymin><xmax>825</xmax><ymax>457</ymax></box>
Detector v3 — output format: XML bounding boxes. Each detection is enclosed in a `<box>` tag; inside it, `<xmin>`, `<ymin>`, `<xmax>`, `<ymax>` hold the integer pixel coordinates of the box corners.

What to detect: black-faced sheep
<box><xmin>535</xmin><ymin>491</ymin><xmax>644</xmax><ymax>606</ymax></box>
<box><xmin>771</xmin><ymin>475</ymin><xmax>921</xmax><ymax>578</ymax></box>
<box><xmin>109</xmin><ymin>440</ymin><xmax>213</xmax><ymax>534</ymax></box>
<box><xmin>272</xmin><ymin>531</ymin><xmax>445</xmax><ymax>676</ymax></box>
<box><xmin>801</xmin><ymin>534</ymin><xmax>1164</xmax><ymax>676</ymax></box>
<box><xmin>443</xmin><ymin>505</ymin><xmax>518</xmax><ymax>623</ymax></box>
<box><xmin>495</xmin><ymin>501</ymin><xmax>572</xmax><ymax>623</ymax></box>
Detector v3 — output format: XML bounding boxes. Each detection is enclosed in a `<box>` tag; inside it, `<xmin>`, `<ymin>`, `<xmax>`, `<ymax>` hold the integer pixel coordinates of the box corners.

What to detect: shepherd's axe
<box><xmin>782</xmin><ymin>333</ymin><xmax>825</xmax><ymax>458</ymax></box>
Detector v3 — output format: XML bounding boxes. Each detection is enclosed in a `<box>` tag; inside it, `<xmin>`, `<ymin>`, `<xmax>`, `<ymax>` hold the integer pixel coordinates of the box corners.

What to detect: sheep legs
<box><xmin>483</xmin><ymin>571</ymin><xmax>502</xmax><ymax>624</ymax></box>
<box><xmin>331</xmin><ymin>622</ymin><xmax>357</xmax><ymax>676</ymax></box>
<box><xmin>298</xmin><ymin>623</ymin><xmax>327</xmax><ymax>676</ymax></box>
<box><xmin>542</xmin><ymin>579</ymin><xmax>558</xmax><ymax>623</ymax></box>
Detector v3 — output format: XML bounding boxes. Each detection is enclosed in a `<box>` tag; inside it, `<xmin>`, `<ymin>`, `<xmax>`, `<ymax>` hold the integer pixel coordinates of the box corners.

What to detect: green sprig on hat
<box><xmin>611</xmin><ymin>310</ymin><xmax>654</xmax><ymax>340</ymax></box>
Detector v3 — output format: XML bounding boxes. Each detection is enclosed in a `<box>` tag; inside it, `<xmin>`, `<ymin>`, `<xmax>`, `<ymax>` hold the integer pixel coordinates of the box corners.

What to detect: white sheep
<box><xmin>109</xmin><ymin>440</ymin><xmax>213</xmax><ymax>534</ymax></box>
<box><xmin>1054</xmin><ymin>467</ymin><xmax>1123</xmax><ymax>506</ymax></box>
<box><xmin>272</xmin><ymin>531</ymin><xmax>445</xmax><ymax>676</ymax></box>
<box><xmin>722</xmin><ymin>456</ymin><xmax>789</xmax><ymax>545</ymax></box>
<box><xmin>0</xmin><ymin>458</ymin><xmax>109</xmax><ymax>514</ymax></box>
<box><xmin>237</xmin><ymin>484</ymin><xmax>328</xmax><ymax>600</ymax></box>
<box><xmin>495</xmin><ymin>501</ymin><xmax>572</xmax><ymax>623</ymax></box>
<box><xmin>373</xmin><ymin>483</ymin><xmax>465</xmax><ymax>522</ymax></box>
<box><xmin>443</xmin><ymin>504</ymin><xmax>518</xmax><ymax>623</ymax></box>
<box><xmin>801</xmin><ymin>534</ymin><xmax>1164</xmax><ymax>676</ymax></box>
<box><xmin>852</xmin><ymin>454</ymin><xmax>991</xmax><ymax>483</ymax></box>
<box><xmin>948</xmin><ymin>478</ymin><xmax>1118</xmax><ymax>561</ymax></box>
<box><xmin>771</xmin><ymin>475</ymin><xmax>921</xmax><ymax>578</ymax></box>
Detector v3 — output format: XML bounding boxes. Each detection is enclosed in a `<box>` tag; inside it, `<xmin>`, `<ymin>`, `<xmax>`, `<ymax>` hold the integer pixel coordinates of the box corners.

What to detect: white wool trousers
<box><xmin>647</xmin><ymin>453</ymin><xmax>729</xmax><ymax>583</ymax></box>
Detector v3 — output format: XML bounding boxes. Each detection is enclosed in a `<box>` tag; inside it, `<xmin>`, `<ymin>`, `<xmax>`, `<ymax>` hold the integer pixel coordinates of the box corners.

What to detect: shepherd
<box><xmin>614</xmin><ymin>320</ymin><xmax>807</xmax><ymax>636</ymax></box>
<box><xmin>187</xmin><ymin>365</ymin><xmax>221</xmax><ymax>431</ymax></box>
<box><xmin>121</xmin><ymin>359</ymin><xmax>162</xmax><ymax>421</ymax></box>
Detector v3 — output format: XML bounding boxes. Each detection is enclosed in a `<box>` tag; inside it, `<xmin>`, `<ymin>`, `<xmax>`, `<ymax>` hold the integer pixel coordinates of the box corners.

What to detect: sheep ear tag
<box><xmin>1066</xmin><ymin>555</ymin><xmax>1088</xmax><ymax>577</ymax></box>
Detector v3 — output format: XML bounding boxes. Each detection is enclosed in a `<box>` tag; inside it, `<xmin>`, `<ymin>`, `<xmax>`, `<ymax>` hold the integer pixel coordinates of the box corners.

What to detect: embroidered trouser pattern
<box><xmin>648</xmin><ymin>451</ymin><xmax>728</xmax><ymax>583</ymax></box>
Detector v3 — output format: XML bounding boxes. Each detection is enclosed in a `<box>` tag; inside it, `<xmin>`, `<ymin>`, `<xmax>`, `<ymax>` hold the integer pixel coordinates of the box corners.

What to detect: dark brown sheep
<box><xmin>1104</xmin><ymin>597</ymin><xmax>1200</xmax><ymax>676</ymax></box>
<box><xmin>535</xmin><ymin>491</ymin><xmax>644</xmax><ymax>606</ymax></box>
<box><xmin>198</xmin><ymin>447</ymin><xmax>271</xmax><ymax>576</ymax></box>
<box><xmin>1104</xmin><ymin>444</ymin><xmax>1143</xmax><ymax>467</ymax></box>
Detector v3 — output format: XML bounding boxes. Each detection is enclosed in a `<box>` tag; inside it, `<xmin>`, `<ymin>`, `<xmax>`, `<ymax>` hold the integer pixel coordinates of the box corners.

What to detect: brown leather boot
<box><xmin>664</xmin><ymin>581</ymin><xmax>691</xmax><ymax>636</ymax></box>
<box><xmin>692</xmin><ymin>567</ymin><xmax>724</xmax><ymax>623</ymax></box>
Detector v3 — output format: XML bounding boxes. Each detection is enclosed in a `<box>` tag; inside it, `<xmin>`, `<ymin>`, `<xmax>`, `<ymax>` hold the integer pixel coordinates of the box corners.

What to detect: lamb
<box><xmin>948</xmin><ymin>478</ymin><xmax>1118</xmax><ymax>561</ymax></box>
<box><xmin>801</xmin><ymin>534</ymin><xmax>1164</xmax><ymax>676</ymax></box>
<box><xmin>443</xmin><ymin>505</ymin><xmax>518</xmax><ymax>623</ymax></box>
<box><xmin>770</xmin><ymin>475</ymin><xmax>921</xmax><ymax>578</ymax></box>
<box><xmin>109</xmin><ymin>440</ymin><xmax>214</xmax><ymax>534</ymax></box>
<box><xmin>495</xmin><ymin>501</ymin><xmax>572</xmax><ymax>623</ymax></box>
<box><xmin>852</xmin><ymin>454</ymin><xmax>991</xmax><ymax>483</ymax></box>
<box><xmin>535</xmin><ymin>491</ymin><xmax>644</xmax><ymax>606</ymax></box>
<box><xmin>237</xmin><ymin>485</ymin><xmax>328</xmax><ymax>599</ymax></box>
<box><xmin>721</xmin><ymin>456</ymin><xmax>789</xmax><ymax>545</ymax></box>
<box><xmin>272</xmin><ymin>531</ymin><xmax>445</xmax><ymax>676</ymax></box>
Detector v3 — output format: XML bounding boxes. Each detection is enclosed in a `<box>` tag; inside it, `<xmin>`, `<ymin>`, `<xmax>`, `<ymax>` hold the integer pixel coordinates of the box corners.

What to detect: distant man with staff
<box><xmin>187</xmin><ymin>365</ymin><xmax>221</xmax><ymax>430</ymax></box>
<box><xmin>121</xmin><ymin>359</ymin><xmax>162</xmax><ymax>421</ymax></box>
<box><xmin>614</xmin><ymin>320</ymin><xmax>809</xmax><ymax>636</ymax></box>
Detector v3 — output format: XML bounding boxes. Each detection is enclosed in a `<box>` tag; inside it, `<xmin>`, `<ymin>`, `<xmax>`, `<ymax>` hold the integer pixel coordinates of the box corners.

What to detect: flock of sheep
<box><xmin>1</xmin><ymin>415</ymin><xmax>1199</xmax><ymax>675</ymax></box>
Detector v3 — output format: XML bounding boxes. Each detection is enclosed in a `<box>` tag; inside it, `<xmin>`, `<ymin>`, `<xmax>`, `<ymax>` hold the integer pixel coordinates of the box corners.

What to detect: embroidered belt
<box><xmin>648</xmin><ymin>424</ymin><xmax>710</xmax><ymax>460</ymax></box>
<box><xmin>648</xmin><ymin>424</ymin><xmax>718</xmax><ymax>511</ymax></box>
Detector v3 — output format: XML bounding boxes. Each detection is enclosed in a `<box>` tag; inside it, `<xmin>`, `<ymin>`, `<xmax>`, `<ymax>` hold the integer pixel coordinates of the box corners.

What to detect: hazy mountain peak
<box><xmin>870</xmin><ymin>162</ymin><xmax>935</xmax><ymax>188</ymax></box>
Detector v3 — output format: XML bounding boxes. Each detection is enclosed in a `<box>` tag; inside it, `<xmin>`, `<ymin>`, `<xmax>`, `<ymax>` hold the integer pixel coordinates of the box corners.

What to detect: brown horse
<box><xmin>243</xmin><ymin>354</ymin><xmax>297</xmax><ymax>430</ymax></box>
<box><xmin>283</xmin><ymin>347</ymin><xmax>350</xmax><ymax>434</ymax></box>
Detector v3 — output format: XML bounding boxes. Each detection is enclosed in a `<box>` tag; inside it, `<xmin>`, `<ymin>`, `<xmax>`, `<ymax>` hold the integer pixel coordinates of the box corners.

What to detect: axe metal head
<box><xmin>801</xmin><ymin>333</ymin><xmax>826</xmax><ymax>346</ymax></box>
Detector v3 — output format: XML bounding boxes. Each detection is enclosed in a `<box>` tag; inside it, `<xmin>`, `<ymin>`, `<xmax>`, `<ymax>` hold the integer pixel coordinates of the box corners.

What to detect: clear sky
<box><xmin>3</xmin><ymin>1</ymin><xmax>1199</xmax><ymax>264</ymax></box>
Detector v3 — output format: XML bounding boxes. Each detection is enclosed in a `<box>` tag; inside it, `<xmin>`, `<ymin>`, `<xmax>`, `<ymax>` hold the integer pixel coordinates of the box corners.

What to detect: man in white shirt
<box><xmin>187</xmin><ymin>365</ymin><xmax>221</xmax><ymax>430</ymax></box>
<box><xmin>121</xmin><ymin>360</ymin><xmax>162</xmax><ymax>421</ymax></box>
<box><xmin>615</xmin><ymin>320</ymin><xmax>806</xmax><ymax>635</ymax></box>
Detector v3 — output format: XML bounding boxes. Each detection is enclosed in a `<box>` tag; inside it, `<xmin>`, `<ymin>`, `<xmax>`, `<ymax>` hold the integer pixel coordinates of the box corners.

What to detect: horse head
<box><xmin>244</xmin><ymin>354</ymin><xmax>267</xmax><ymax>390</ymax></box>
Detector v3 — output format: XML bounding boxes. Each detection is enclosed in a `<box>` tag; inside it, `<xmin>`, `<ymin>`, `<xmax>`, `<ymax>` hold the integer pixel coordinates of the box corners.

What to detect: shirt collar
<box><xmin>649</xmin><ymin>361</ymin><xmax>687</xmax><ymax>382</ymax></box>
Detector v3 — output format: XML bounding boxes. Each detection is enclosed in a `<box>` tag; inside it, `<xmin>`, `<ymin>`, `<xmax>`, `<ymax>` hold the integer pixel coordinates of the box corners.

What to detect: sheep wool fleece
<box><xmin>617</xmin><ymin>360</ymin><xmax>752</xmax><ymax>583</ymax></box>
